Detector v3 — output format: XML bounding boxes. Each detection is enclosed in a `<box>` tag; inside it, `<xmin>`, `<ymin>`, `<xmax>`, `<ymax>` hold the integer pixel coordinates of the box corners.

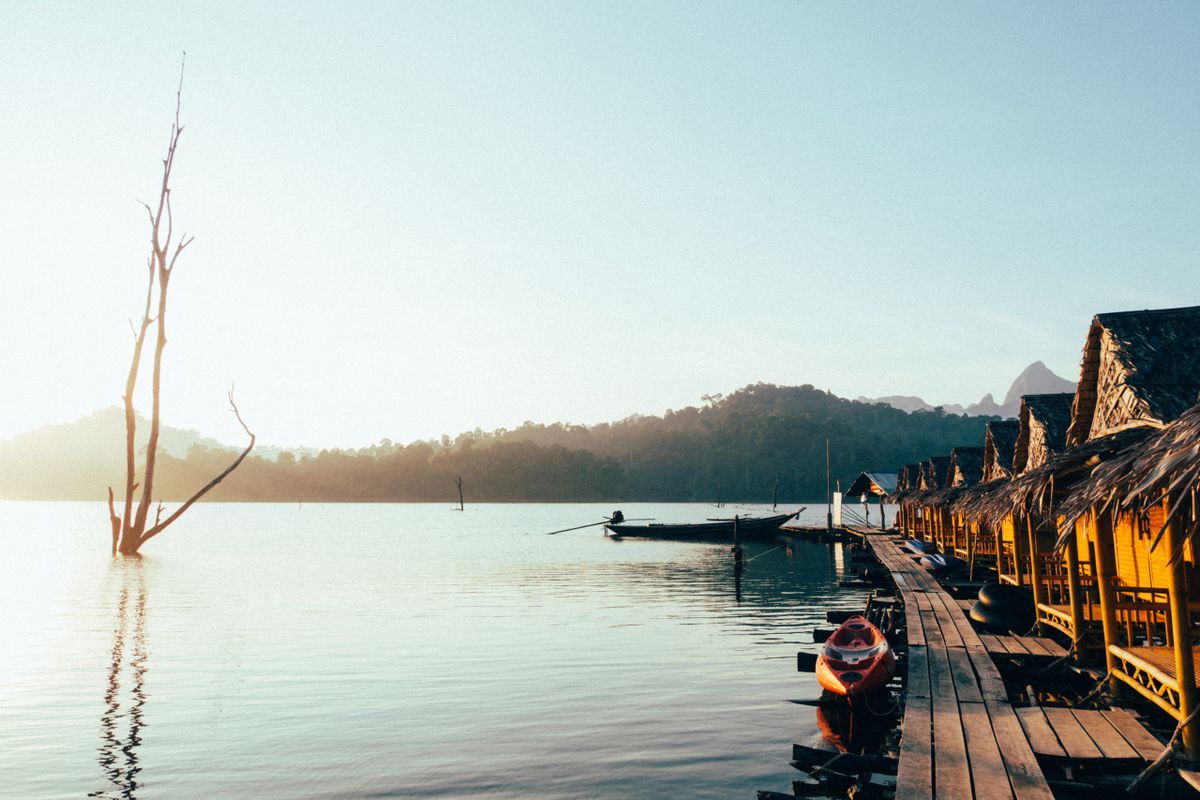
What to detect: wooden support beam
<box><xmin>1065</xmin><ymin>525</ymin><xmax>1087</xmax><ymax>664</ymax></box>
<box><xmin>1012</xmin><ymin>513</ymin><xmax>1025</xmax><ymax>587</ymax></box>
<box><xmin>1091</xmin><ymin>508</ymin><xmax>1121</xmax><ymax>693</ymax></box>
<box><xmin>1165</xmin><ymin>511</ymin><xmax>1199</xmax><ymax>759</ymax></box>
<box><xmin>1025</xmin><ymin>515</ymin><xmax>1045</xmax><ymax>636</ymax></box>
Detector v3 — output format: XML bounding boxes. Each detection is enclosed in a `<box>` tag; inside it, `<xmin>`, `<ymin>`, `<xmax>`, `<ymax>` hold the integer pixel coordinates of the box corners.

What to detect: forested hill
<box><xmin>0</xmin><ymin>384</ymin><xmax>998</xmax><ymax>503</ymax></box>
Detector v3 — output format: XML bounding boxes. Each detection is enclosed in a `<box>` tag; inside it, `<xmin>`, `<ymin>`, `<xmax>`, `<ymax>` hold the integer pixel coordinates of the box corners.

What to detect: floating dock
<box><xmin>762</xmin><ymin>528</ymin><xmax>1176</xmax><ymax>799</ymax></box>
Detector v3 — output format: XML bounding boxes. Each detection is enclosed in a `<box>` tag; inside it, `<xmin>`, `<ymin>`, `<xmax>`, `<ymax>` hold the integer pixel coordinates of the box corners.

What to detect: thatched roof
<box><xmin>889</xmin><ymin>463</ymin><xmax>923</xmax><ymax>502</ymax></box>
<box><xmin>949</xmin><ymin>446</ymin><xmax>985</xmax><ymax>487</ymax></box>
<box><xmin>906</xmin><ymin>457</ymin><xmax>950</xmax><ymax>507</ymax></box>
<box><xmin>845</xmin><ymin>471</ymin><xmax>897</xmax><ymax>497</ymax></box>
<box><xmin>1013</xmin><ymin>393</ymin><xmax>1074</xmax><ymax>474</ymax></box>
<box><xmin>1058</xmin><ymin>400</ymin><xmax>1200</xmax><ymax>552</ymax></box>
<box><xmin>925</xmin><ymin>456</ymin><xmax>951</xmax><ymax>491</ymax></box>
<box><xmin>983</xmin><ymin>420</ymin><xmax>1020</xmax><ymax>482</ymax></box>
<box><xmin>972</xmin><ymin>427</ymin><xmax>1153</xmax><ymax>529</ymax></box>
<box><xmin>923</xmin><ymin>452</ymin><xmax>975</xmax><ymax>506</ymax></box>
<box><xmin>1066</xmin><ymin>305</ymin><xmax>1200</xmax><ymax>447</ymax></box>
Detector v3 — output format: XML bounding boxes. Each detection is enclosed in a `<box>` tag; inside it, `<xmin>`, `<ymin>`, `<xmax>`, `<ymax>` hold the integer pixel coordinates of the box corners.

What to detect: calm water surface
<box><xmin>1</xmin><ymin>502</ymin><xmax>870</xmax><ymax>799</ymax></box>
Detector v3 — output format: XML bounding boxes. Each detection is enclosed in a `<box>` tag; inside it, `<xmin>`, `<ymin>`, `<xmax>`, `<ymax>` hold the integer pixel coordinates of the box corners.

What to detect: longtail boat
<box><xmin>604</xmin><ymin>511</ymin><xmax>797</xmax><ymax>540</ymax></box>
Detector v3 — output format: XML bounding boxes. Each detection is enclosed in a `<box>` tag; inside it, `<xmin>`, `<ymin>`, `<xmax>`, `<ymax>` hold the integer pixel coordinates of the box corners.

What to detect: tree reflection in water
<box><xmin>90</xmin><ymin>558</ymin><xmax>148</xmax><ymax>799</ymax></box>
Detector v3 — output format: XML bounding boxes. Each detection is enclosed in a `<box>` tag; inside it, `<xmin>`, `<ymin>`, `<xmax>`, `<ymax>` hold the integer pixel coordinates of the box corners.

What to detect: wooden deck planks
<box><xmin>1071</xmin><ymin>709</ymin><xmax>1139</xmax><ymax>760</ymax></box>
<box><xmin>860</xmin><ymin>533</ymin><xmax>1061</xmax><ymax>799</ymax></box>
<box><xmin>929</xmin><ymin>645</ymin><xmax>973</xmax><ymax>798</ymax></box>
<box><xmin>895</xmin><ymin>696</ymin><xmax>934</xmax><ymax>800</ymax></box>
<box><xmin>1015</xmin><ymin>707</ymin><xmax>1068</xmax><ymax>759</ymax></box>
<box><xmin>946</xmin><ymin>648</ymin><xmax>984</xmax><ymax>703</ymax></box>
<box><xmin>985</xmin><ymin>705</ymin><xmax>1056</xmax><ymax>800</ymax></box>
<box><xmin>1040</xmin><ymin>707</ymin><xmax>1103</xmax><ymax>760</ymax></box>
<box><xmin>907</xmin><ymin>647</ymin><xmax>931</xmax><ymax>699</ymax></box>
<box><xmin>1033</xmin><ymin>638</ymin><xmax>1067</xmax><ymax>658</ymax></box>
<box><xmin>960</xmin><ymin>701</ymin><xmax>1017</xmax><ymax>800</ymax></box>
<box><xmin>1102</xmin><ymin>709</ymin><xmax>1165</xmax><ymax>762</ymax></box>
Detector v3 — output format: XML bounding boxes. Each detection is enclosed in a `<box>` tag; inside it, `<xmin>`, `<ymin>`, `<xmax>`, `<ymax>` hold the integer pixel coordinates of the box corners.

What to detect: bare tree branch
<box><xmin>141</xmin><ymin>391</ymin><xmax>255</xmax><ymax>543</ymax></box>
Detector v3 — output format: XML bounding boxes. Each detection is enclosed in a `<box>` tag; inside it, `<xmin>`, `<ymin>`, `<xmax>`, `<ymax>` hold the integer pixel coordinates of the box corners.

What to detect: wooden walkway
<box><xmin>1015</xmin><ymin>706</ymin><xmax>1163</xmax><ymax>763</ymax></box>
<box><xmin>865</xmin><ymin>534</ymin><xmax>1055</xmax><ymax>799</ymax></box>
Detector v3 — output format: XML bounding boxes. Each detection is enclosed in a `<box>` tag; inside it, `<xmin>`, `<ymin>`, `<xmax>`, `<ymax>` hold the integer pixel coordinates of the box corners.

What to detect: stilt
<box><xmin>1165</xmin><ymin>513</ymin><xmax>1198</xmax><ymax>759</ymax></box>
<box><xmin>1025</xmin><ymin>514</ymin><xmax>1045</xmax><ymax>636</ymax></box>
<box><xmin>1065</xmin><ymin>527</ymin><xmax>1087</xmax><ymax>663</ymax></box>
<box><xmin>1091</xmin><ymin>508</ymin><xmax>1121</xmax><ymax>693</ymax></box>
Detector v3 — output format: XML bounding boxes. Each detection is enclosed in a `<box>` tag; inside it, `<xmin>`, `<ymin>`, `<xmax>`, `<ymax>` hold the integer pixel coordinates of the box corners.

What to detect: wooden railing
<box><xmin>1035</xmin><ymin>574</ymin><xmax>1179</xmax><ymax>649</ymax></box>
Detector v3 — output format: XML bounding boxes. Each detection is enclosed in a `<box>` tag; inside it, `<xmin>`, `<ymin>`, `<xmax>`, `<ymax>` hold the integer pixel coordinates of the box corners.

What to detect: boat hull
<box><xmin>815</xmin><ymin>616</ymin><xmax>895</xmax><ymax>698</ymax></box>
<box><xmin>604</xmin><ymin>512</ymin><xmax>797</xmax><ymax>540</ymax></box>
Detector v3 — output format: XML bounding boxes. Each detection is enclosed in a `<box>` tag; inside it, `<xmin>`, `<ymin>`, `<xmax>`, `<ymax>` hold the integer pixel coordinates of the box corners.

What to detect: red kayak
<box><xmin>815</xmin><ymin>616</ymin><xmax>895</xmax><ymax>697</ymax></box>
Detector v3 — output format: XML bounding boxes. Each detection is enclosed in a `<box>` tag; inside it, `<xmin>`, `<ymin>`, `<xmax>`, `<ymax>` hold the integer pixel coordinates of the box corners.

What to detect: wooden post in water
<box><xmin>1091</xmin><ymin>508</ymin><xmax>1121</xmax><ymax>693</ymax></box>
<box><xmin>455</xmin><ymin>476</ymin><xmax>464</xmax><ymax>511</ymax></box>
<box><xmin>1165</xmin><ymin>511</ymin><xmax>1199</xmax><ymax>758</ymax></box>
<box><xmin>733</xmin><ymin>514</ymin><xmax>744</xmax><ymax>569</ymax></box>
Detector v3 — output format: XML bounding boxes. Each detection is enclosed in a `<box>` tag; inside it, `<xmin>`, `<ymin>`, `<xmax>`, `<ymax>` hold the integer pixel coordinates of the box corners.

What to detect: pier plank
<box><xmin>858</xmin><ymin>534</ymin><xmax>1054</xmax><ymax>799</ymax></box>
<box><xmin>1002</xmin><ymin>636</ymin><xmax>1030</xmax><ymax>655</ymax></box>
<box><xmin>986</xmin><ymin>704</ymin><xmax>1056</xmax><ymax>800</ymax></box>
<box><xmin>960</xmin><ymin>700</ymin><xmax>1016</xmax><ymax>800</ymax></box>
<box><xmin>895</xmin><ymin>696</ymin><xmax>933</xmax><ymax>800</ymax></box>
<box><xmin>1017</xmin><ymin>637</ymin><xmax>1049</xmax><ymax>657</ymax></box>
<box><xmin>946</xmin><ymin>648</ymin><xmax>984</xmax><ymax>703</ymax></box>
<box><xmin>928</xmin><ymin>645</ymin><xmax>972</xmax><ymax>797</ymax></box>
<box><xmin>1101</xmin><ymin>709</ymin><xmax>1164</xmax><ymax>762</ymax></box>
<box><xmin>1031</xmin><ymin>638</ymin><xmax>1067</xmax><ymax>658</ymax></box>
<box><xmin>907</xmin><ymin>646</ymin><xmax>931</xmax><ymax>699</ymax></box>
<box><xmin>1015</xmin><ymin>707</ymin><xmax>1067</xmax><ymax>759</ymax></box>
<box><xmin>1070</xmin><ymin>709</ymin><xmax>1139</xmax><ymax>760</ymax></box>
<box><xmin>1040</xmin><ymin>707</ymin><xmax>1103</xmax><ymax>760</ymax></box>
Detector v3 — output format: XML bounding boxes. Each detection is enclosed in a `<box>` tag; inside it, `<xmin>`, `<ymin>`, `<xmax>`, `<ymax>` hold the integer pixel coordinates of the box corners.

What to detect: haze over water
<box><xmin>2</xmin><ymin>502</ymin><xmax>868</xmax><ymax>799</ymax></box>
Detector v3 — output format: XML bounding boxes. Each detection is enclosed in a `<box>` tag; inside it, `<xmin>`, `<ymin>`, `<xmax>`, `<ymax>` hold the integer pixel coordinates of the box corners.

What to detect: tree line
<box><xmin>3</xmin><ymin>383</ymin><xmax>996</xmax><ymax>503</ymax></box>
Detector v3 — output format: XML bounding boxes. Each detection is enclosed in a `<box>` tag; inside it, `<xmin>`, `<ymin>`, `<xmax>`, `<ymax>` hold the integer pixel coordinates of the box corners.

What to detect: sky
<box><xmin>1</xmin><ymin>2</ymin><xmax>1198</xmax><ymax>450</ymax></box>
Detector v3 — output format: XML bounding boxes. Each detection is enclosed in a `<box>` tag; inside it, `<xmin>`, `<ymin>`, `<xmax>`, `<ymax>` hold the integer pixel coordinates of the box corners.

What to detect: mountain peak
<box><xmin>1002</xmin><ymin>361</ymin><xmax>1075</xmax><ymax>408</ymax></box>
<box><xmin>857</xmin><ymin>361</ymin><xmax>1075</xmax><ymax>418</ymax></box>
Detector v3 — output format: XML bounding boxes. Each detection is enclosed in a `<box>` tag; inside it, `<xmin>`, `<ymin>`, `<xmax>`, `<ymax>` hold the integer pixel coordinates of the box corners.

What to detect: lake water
<box><xmin>1</xmin><ymin>502</ymin><xmax>873</xmax><ymax>799</ymax></box>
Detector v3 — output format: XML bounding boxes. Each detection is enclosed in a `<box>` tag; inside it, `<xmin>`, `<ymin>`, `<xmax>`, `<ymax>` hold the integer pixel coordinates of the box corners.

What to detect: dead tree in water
<box><xmin>107</xmin><ymin>58</ymin><xmax>255</xmax><ymax>556</ymax></box>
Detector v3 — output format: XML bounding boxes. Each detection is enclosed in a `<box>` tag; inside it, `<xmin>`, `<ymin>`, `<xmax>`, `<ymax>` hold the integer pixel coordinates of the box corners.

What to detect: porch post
<box><xmin>1065</xmin><ymin>524</ymin><xmax>1087</xmax><ymax>664</ymax></box>
<box><xmin>1165</xmin><ymin>512</ymin><xmax>1198</xmax><ymax>758</ymax></box>
<box><xmin>1092</xmin><ymin>508</ymin><xmax>1121</xmax><ymax>692</ymax></box>
<box><xmin>1013</xmin><ymin>511</ymin><xmax>1026</xmax><ymax>586</ymax></box>
<box><xmin>1026</xmin><ymin>514</ymin><xmax>1045</xmax><ymax>636</ymax></box>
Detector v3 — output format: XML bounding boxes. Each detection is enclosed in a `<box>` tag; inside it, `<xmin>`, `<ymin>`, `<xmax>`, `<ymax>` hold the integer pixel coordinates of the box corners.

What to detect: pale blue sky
<box><xmin>1</xmin><ymin>2</ymin><xmax>1197</xmax><ymax>448</ymax></box>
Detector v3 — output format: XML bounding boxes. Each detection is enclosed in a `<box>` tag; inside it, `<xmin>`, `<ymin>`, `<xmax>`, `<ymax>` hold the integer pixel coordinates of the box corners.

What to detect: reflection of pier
<box><xmin>89</xmin><ymin>560</ymin><xmax>148</xmax><ymax>800</ymax></box>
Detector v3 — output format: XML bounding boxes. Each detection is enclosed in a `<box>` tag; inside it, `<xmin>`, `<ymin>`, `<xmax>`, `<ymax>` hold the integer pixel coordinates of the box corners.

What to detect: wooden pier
<box><xmin>866</xmin><ymin>532</ymin><xmax>1056</xmax><ymax>799</ymax></box>
<box><xmin>773</xmin><ymin>527</ymin><xmax>1177</xmax><ymax>799</ymax></box>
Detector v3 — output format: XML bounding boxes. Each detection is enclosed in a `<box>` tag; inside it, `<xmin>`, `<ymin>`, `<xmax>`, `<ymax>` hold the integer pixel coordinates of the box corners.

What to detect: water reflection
<box><xmin>90</xmin><ymin>558</ymin><xmax>148</xmax><ymax>800</ymax></box>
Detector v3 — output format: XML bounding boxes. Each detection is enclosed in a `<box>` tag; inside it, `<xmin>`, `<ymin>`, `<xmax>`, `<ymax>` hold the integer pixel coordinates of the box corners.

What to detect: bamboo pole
<box><xmin>1092</xmin><ymin>508</ymin><xmax>1121</xmax><ymax>692</ymax></box>
<box><xmin>1026</xmin><ymin>514</ymin><xmax>1045</xmax><ymax>636</ymax></box>
<box><xmin>1013</xmin><ymin>513</ymin><xmax>1026</xmax><ymax>586</ymax></box>
<box><xmin>1066</xmin><ymin>525</ymin><xmax>1087</xmax><ymax>663</ymax></box>
<box><xmin>1164</xmin><ymin>511</ymin><xmax>1198</xmax><ymax>758</ymax></box>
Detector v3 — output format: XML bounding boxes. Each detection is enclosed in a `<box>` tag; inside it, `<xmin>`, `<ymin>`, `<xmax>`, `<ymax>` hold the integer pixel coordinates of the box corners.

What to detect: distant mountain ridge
<box><xmin>856</xmin><ymin>361</ymin><xmax>1075</xmax><ymax>419</ymax></box>
<box><xmin>0</xmin><ymin>383</ymin><xmax>1004</xmax><ymax>502</ymax></box>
